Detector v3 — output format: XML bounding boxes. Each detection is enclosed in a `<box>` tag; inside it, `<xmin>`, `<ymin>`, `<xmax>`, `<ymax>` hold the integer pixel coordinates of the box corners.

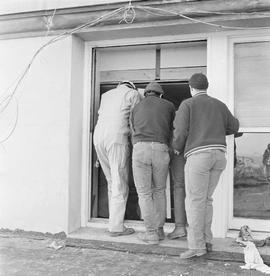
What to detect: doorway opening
<box><xmin>89</xmin><ymin>40</ymin><xmax>207</xmax><ymax>223</ymax></box>
<box><xmin>93</xmin><ymin>81</ymin><xmax>191</xmax><ymax>222</ymax></box>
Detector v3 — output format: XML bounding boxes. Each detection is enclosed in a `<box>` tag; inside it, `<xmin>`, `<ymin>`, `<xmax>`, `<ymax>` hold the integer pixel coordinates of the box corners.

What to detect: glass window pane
<box><xmin>234</xmin><ymin>42</ymin><xmax>270</xmax><ymax>127</ymax></box>
<box><xmin>234</xmin><ymin>133</ymin><xmax>270</xmax><ymax>219</ymax></box>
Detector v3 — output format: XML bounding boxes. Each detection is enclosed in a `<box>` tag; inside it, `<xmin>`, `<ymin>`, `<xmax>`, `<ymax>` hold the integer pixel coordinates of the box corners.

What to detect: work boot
<box><xmin>180</xmin><ymin>249</ymin><xmax>207</xmax><ymax>259</ymax></box>
<box><xmin>157</xmin><ymin>227</ymin><xmax>165</xmax><ymax>241</ymax></box>
<box><xmin>167</xmin><ymin>226</ymin><xmax>186</xmax><ymax>240</ymax></box>
<box><xmin>137</xmin><ymin>231</ymin><xmax>159</xmax><ymax>245</ymax></box>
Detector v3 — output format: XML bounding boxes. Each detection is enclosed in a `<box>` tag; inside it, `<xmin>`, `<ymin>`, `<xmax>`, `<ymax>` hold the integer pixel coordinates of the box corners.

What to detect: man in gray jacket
<box><xmin>172</xmin><ymin>73</ymin><xmax>239</xmax><ymax>259</ymax></box>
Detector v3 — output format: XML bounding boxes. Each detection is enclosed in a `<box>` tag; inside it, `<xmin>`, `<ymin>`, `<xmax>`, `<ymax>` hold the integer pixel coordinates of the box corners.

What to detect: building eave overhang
<box><xmin>1</xmin><ymin>0</ymin><xmax>270</xmax><ymax>40</ymax></box>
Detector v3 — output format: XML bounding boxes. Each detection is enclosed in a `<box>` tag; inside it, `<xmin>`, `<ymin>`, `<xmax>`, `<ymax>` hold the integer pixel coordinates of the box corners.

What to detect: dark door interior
<box><xmin>92</xmin><ymin>81</ymin><xmax>191</xmax><ymax>221</ymax></box>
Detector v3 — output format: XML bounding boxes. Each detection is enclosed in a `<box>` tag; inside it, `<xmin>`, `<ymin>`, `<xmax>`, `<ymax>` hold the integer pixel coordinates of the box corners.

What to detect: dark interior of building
<box><xmin>94</xmin><ymin>81</ymin><xmax>191</xmax><ymax>221</ymax></box>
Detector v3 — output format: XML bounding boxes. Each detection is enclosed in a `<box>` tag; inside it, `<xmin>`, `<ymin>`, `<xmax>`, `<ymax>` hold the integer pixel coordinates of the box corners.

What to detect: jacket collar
<box><xmin>193</xmin><ymin>91</ymin><xmax>207</xmax><ymax>97</ymax></box>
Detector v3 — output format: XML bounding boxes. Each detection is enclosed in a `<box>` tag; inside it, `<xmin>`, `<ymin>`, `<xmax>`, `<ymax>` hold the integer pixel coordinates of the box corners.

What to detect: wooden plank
<box><xmin>100</xmin><ymin>69</ymin><xmax>155</xmax><ymax>82</ymax></box>
<box><xmin>100</xmin><ymin>66</ymin><xmax>206</xmax><ymax>83</ymax></box>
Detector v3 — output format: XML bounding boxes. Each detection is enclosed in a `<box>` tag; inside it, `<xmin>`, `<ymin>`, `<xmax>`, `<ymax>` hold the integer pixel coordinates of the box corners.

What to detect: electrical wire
<box><xmin>0</xmin><ymin>5</ymin><xmax>125</xmax><ymax>143</ymax></box>
<box><xmin>0</xmin><ymin>6</ymin><xmax>125</xmax><ymax>115</ymax></box>
<box><xmin>0</xmin><ymin>98</ymin><xmax>19</xmax><ymax>144</ymax></box>
<box><xmin>0</xmin><ymin>8</ymin><xmax>58</xmax><ymax>144</ymax></box>
<box><xmin>1</xmin><ymin>2</ymin><xmax>270</xmax><ymax>143</ymax></box>
<box><xmin>2</xmin><ymin>3</ymin><xmax>270</xmax><ymax>112</ymax></box>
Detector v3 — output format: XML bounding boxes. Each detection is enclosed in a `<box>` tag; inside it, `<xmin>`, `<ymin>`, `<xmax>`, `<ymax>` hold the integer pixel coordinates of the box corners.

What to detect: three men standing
<box><xmin>172</xmin><ymin>73</ymin><xmax>239</xmax><ymax>258</ymax></box>
<box><xmin>94</xmin><ymin>74</ymin><xmax>239</xmax><ymax>259</ymax></box>
<box><xmin>93</xmin><ymin>80</ymin><xmax>141</xmax><ymax>236</ymax></box>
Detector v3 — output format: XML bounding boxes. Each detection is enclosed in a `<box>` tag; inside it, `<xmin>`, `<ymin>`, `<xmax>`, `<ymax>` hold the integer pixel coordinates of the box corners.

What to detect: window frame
<box><xmin>228</xmin><ymin>35</ymin><xmax>270</xmax><ymax>232</ymax></box>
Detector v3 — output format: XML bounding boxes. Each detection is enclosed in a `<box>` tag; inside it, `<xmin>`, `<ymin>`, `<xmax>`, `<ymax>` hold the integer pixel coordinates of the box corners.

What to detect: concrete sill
<box><xmin>67</xmin><ymin>226</ymin><xmax>270</xmax><ymax>265</ymax></box>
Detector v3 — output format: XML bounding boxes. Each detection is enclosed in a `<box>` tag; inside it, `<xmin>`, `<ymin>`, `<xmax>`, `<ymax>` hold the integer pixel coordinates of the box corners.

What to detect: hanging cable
<box><xmin>0</xmin><ymin>6</ymin><xmax>125</xmax><ymax>115</ymax></box>
<box><xmin>0</xmin><ymin>5</ymin><xmax>125</xmax><ymax>143</ymax></box>
<box><xmin>1</xmin><ymin>3</ymin><xmax>270</xmax><ymax>143</ymax></box>
<box><xmin>0</xmin><ymin>98</ymin><xmax>19</xmax><ymax>144</ymax></box>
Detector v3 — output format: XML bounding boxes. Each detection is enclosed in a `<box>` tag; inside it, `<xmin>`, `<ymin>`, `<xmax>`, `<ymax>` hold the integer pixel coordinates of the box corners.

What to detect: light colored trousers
<box><xmin>132</xmin><ymin>142</ymin><xmax>170</xmax><ymax>232</ymax></box>
<box><xmin>185</xmin><ymin>149</ymin><xmax>226</xmax><ymax>250</ymax></box>
<box><xmin>94</xmin><ymin>142</ymin><xmax>129</xmax><ymax>232</ymax></box>
<box><xmin>170</xmin><ymin>153</ymin><xmax>187</xmax><ymax>227</ymax></box>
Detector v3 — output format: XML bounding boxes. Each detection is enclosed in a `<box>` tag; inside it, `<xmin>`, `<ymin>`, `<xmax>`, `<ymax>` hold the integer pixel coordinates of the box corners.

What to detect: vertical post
<box><xmin>207</xmin><ymin>34</ymin><xmax>231</xmax><ymax>238</ymax></box>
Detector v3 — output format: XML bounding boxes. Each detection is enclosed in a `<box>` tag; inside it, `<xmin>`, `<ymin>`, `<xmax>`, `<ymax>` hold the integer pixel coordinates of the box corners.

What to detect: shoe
<box><xmin>180</xmin><ymin>249</ymin><xmax>207</xmax><ymax>259</ymax></box>
<box><xmin>206</xmin><ymin>242</ymin><xmax>213</xmax><ymax>252</ymax></box>
<box><xmin>158</xmin><ymin>227</ymin><xmax>165</xmax><ymax>241</ymax></box>
<box><xmin>137</xmin><ymin>231</ymin><xmax>159</xmax><ymax>245</ymax></box>
<box><xmin>167</xmin><ymin>226</ymin><xmax>186</xmax><ymax>240</ymax></box>
<box><xmin>109</xmin><ymin>227</ymin><xmax>135</xmax><ymax>237</ymax></box>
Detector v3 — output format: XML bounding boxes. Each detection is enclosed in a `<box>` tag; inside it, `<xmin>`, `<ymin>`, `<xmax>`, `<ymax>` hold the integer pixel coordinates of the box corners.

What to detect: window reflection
<box><xmin>234</xmin><ymin>133</ymin><xmax>270</xmax><ymax>219</ymax></box>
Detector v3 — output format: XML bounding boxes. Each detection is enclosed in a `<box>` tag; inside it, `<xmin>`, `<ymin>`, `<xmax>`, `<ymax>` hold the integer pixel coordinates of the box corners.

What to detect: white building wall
<box><xmin>0</xmin><ymin>35</ymin><xmax>83</xmax><ymax>234</ymax></box>
<box><xmin>68</xmin><ymin>36</ymin><xmax>85</xmax><ymax>233</ymax></box>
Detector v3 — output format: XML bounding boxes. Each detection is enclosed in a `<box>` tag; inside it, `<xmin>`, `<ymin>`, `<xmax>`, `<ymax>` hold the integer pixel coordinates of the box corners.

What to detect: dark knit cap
<box><xmin>189</xmin><ymin>73</ymin><xmax>209</xmax><ymax>90</ymax></box>
<box><xmin>144</xmin><ymin>82</ymin><xmax>164</xmax><ymax>95</ymax></box>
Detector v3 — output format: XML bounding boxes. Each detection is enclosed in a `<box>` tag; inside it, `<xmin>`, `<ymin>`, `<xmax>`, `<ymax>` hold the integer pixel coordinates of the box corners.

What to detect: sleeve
<box><xmin>172</xmin><ymin>101</ymin><xmax>190</xmax><ymax>153</ymax></box>
<box><xmin>130</xmin><ymin>90</ymin><xmax>142</xmax><ymax>109</ymax></box>
<box><xmin>225</xmin><ymin>106</ymin><xmax>240</xmax><ymax>135</ymax></box>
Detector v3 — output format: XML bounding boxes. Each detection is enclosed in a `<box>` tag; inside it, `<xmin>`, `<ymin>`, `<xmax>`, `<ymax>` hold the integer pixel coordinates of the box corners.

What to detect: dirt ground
<box><xmin>0</xmin><ymin>235</ymin><xmax>267</xmax><ymax>276</ymax></box>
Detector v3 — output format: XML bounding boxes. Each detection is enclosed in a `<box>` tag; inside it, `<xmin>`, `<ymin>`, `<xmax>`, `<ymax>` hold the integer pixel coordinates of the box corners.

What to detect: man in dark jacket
<box><xmin>131</xmin><ymin>81</ymin><xmax>175</xmax><ymax>244</ymax></box>
<box><xmin>172</xmin><ymin>73</ymin><xmax>239</xmax><ymax>259</ymax></box>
